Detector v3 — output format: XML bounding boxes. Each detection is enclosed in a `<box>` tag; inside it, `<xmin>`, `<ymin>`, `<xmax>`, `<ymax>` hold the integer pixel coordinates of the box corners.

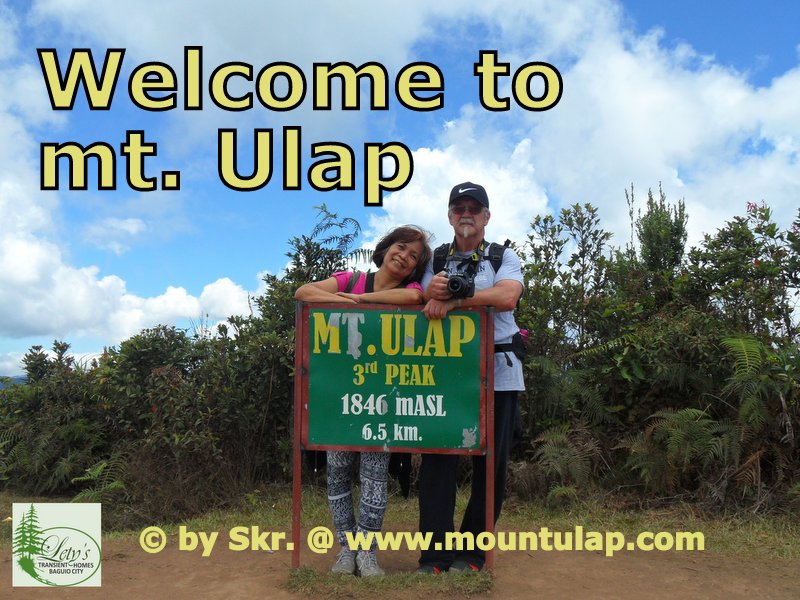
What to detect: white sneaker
<box><xmin>330</xmin><ymin>547</ymin><xmax>357</xmax><ymax>575</ymax></box>
<box><xmin>356</xmin><ymin>549</ymin><xmax>385</xmax><ymax>577</ymax></box>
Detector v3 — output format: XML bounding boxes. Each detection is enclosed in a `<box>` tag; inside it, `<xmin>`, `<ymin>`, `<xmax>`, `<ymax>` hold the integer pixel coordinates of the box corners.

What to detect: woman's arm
<box><xmin>339</xmin><ymin>286</ymin><xmax>423</xmax><ymax>305</ymax></box>
<box><xmin>294</xmin><ymin>277</ymin><xmax>357</xmax><ymax>303</ymax></box>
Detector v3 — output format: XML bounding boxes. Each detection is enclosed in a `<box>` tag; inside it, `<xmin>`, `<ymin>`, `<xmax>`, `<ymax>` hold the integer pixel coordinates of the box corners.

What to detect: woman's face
<box><xmin>382</xmin><ymin>239</ymin><xmax>424</xmax><ymax>279</ymax></box>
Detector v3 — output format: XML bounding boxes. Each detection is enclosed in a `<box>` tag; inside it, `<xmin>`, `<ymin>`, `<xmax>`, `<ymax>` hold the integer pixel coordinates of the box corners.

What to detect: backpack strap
<box><xmin>364</xmin><ymin>272</ymin><xmax>376</xmax><ymax>293</ymax></box>
<box><xmin>487</xmin><ymin>239</ymin><xmax>522</xmax><ymax>312</ymax></box>
<box><xmin>343</xmin><ymin>271</ymin><xmax>362</xmax><ymax>293</ymax></box>
<box><xmin>432</xmin><ymin>243</ymin><xmax>450</xmax><ymax>274</ymax></box>
<box><xmin>485</xmin><ymin>240</ymin><xmax>510</xmax><ymax>273</ymax></box>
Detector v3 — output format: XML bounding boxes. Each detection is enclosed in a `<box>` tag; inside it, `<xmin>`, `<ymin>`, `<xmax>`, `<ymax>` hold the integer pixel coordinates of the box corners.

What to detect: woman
<box><xmin>294</xmin><ymin>225</ymin><xmax>431</xmax><ymax>577</ymax></box>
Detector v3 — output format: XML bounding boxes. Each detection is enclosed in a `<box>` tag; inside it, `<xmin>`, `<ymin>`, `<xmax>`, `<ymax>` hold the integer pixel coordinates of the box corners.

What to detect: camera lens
<box><xmin>448</xmin><ymin>276</ymin><xmax>466</xmax><ymax>295</ymax></box>
<box><xmin>447</xmin><ymin>274</ymin><xmax>474</xmax><ymax>298</ymax></box>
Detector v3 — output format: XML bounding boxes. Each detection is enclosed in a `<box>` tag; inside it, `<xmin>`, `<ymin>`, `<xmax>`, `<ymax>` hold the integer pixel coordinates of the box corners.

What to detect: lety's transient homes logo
<box><xmin>12</xmin><ymin>503</ymin><xmax>102</xmax><ymax>587</ymax></box>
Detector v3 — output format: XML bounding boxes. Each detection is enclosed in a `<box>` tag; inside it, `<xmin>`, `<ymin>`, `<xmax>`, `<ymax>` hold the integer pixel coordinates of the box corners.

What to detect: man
<box><xmin>417</xmin><ymin>181</ymin><xmax>525</xmax><ymax>573</ymax></box>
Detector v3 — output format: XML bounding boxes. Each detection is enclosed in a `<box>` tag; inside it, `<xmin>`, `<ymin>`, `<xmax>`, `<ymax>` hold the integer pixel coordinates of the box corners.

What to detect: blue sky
<box><xmin>1</xmin><ymin>0</ymin><xmax>798</xmax><ymax>375</ymax></box>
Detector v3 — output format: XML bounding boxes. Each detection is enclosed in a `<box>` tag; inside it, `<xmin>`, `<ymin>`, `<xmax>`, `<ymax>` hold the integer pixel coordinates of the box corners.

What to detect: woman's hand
<box><xmin>335</xmin><ymin>292</ymin><xmax>360</xmax><ymax>303</ymax></box>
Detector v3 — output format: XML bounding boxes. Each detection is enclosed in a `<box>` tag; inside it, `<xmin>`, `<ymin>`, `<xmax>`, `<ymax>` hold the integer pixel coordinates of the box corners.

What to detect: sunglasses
<box><xmin>450</xmin><ymin>205</ymin><xmax>484</xmax><ymax>215</ymax></box>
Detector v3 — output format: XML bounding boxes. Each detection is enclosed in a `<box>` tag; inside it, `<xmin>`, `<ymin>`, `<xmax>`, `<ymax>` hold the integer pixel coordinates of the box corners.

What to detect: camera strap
<box><xmin>444</xmin><ymin>238</ymin><xmax>488</xmax><ymax>277</ymax></box>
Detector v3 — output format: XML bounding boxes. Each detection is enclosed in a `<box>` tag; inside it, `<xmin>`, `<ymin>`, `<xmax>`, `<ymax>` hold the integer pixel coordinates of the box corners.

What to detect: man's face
<box><xmin>448</xmin><ymin>198</ymin><xmax>490</xmax><ymax>239</ymax></box>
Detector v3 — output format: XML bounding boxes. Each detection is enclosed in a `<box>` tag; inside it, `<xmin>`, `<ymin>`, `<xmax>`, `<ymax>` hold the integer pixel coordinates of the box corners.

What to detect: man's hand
<box><xmin>425</xmin><ymin>271</ymin><xmax>453</xmax><ymax>301</ymax></box>
<box><xmin>423</xmin><ymin>298</ymin><xmax>460</xmax><ymax>320</ymax></box>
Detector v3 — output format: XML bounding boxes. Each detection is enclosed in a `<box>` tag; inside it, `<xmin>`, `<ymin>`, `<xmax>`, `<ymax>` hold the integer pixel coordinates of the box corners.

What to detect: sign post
<box><xmin>292</xmin><ymin>303</ymin><xmax>495</xmax><ymax>570</ymax></box>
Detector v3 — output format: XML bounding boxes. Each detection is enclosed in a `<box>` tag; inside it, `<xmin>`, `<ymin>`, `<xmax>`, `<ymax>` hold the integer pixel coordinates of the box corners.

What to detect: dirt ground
<box><xmin>4</xmin><ymin>525</ymin><xmax>798</xmax><ymax>600</ymax></box>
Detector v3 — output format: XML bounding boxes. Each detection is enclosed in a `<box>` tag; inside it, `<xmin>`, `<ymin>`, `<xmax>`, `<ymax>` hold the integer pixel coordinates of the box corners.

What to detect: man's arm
<box><xmin>422</xmin><ymin>247</ymin><xmax>524</xmax><ymax>320</ymax></box>
<box><xmin>462</xmin><ymin>279</ymin><xmax>523</xmax><ymax>311</ymax></box>
<box><xmin>422</xmin><ymin>279</ymin><xmax>522</xmax><ymax>320</ymax></box>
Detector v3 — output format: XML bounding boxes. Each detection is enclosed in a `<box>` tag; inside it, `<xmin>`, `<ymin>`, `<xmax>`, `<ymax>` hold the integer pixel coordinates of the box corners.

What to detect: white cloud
<box><xmin>109</xmin><ymin>286</ymin><xmax>199</xmax><ymax>338</ymax></box>
<box><xmin>0</xmin><ymin>234</ymin><xmax>123</xmax><ymax>337</ymax></box>
<box><xmin>536</xmin><ymin>6</ymin><xmax>791</xmax><ymax>247</ymax></box>
<box><xmin>30</xmin><ymin>1</ymin><xmax>441</xmax><ymax>65</ymax></box>
<box><xmin>0</xmin><ymin>175</ymin><xmax>56</xmax><ymax>235</ymax></box>
<box><xmin>0</xmin><ymin>348</ymin><xmax>103</xmax><ymax>378</ymax></box>
<box><xmin>0</xmin><ymin>63</ymin><xmax>67</xmax><ymax>126</ymax></box>
<box><xmin>0</xmin><ymin>252</ymin><xmax>257</xmax><ymax>342</ymax></box>
<box><xmin>199</xmin><ymin>277</ymin><xmax>251</xmax><ymax>318</ymax></box>
<box><xmin>0</xmin><ymin>351</ymin><xmax>24</xmax><ymax>376</ymax></box>
<box><xmin>0</xmin><ymin>3</ymin><xmax>19</xmax><ymax>61</ymax></box>
<box><xmin>99</xmin><ymin>278</ymin><xmax>254</xmax><ymax>343</ymax></box>
<box><xmin>0</xmin><ymin>175</ymin><xmax>255</xmax><ymax>343</ymax></box>
<box><xmin>368</xmin><ymin>132</ymin><xmax>549</xmax><ymax>249</ymax></box>
<box><xmin>84</xmin><ymin>217</ymin><xmax>147</xmax><ymax>254</ymax></box>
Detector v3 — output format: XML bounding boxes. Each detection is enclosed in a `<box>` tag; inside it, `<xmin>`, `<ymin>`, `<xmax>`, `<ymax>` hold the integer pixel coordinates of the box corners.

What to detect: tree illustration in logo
<box><xmin>13</xmin><ymin>504</ymin><xmax>46</xmax><ymax>581</ymax></box>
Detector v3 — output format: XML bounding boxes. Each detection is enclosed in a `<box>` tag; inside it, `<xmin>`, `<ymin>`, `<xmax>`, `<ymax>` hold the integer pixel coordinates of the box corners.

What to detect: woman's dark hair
<box><xmin>372</xmin><ymin>225</ymin><xmax>432</xmax><ymax>284</ymax></box>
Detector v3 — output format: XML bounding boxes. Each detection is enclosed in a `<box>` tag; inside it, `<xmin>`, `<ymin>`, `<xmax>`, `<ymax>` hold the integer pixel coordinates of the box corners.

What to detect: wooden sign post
<box><xmin>292</xmin><ymin>303</ymin><xmax>495</xmax><ymax>570</ymax></box>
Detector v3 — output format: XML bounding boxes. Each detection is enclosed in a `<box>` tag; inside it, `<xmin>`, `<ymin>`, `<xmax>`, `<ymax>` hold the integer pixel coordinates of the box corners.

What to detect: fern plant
<box><xmin>533</xmin><ymin>422</ymin><xmax>602</xmax><ymax>502</ymax></box>
<box><xmin>619</xmin><ymin>408</ymin><xmax>734</xmax><ymax>493</ymax></box>
<box><xmin>72</xmin><ymin>451</ymin><xmax>129</xmax><ymax>503</ymax></box>
<box><xmin>546</xmin><ymin>484</ymin><xmax>580</xmax><ymax>507</ymax></box>
<box><xmin>717</xmin><ymin>336</ymin><xmax>800</xmax><ymax>504</ymax></box>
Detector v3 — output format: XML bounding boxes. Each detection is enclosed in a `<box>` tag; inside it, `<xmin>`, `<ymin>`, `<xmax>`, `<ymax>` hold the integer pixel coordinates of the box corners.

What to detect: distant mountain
<box><xmin>0</xmin><ymin>376</ymin><xmax>27</xmax><ymax>389</ymax></box>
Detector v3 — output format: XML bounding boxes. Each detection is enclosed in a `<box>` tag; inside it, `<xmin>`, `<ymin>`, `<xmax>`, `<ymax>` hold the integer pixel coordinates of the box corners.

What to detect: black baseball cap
<box><xmin>449</xmin><ymin>181</ymin><xmax>489</xmax><ymax>208</ymax></box>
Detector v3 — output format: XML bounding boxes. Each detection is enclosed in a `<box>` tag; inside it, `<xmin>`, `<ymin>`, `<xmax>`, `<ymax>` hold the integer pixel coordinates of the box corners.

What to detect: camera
<box><xmin>447</xmin><ymin>273</ymin><xmax>475</xmax><ymax>299</ymax></box>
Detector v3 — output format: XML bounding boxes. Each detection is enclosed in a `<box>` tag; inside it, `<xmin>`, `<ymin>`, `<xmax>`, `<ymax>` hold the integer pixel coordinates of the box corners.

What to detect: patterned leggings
<box><xmin>327</xmin><ymin>450</ymin><xmax>390</xmax><ymax>548</ymax></box>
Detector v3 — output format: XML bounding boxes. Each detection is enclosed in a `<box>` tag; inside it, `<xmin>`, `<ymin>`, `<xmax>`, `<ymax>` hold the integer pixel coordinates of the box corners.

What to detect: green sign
<box><xmin>298</xmin><ymin>304</ymin><xmax>489</xmax><ymax>451</ymax></box>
